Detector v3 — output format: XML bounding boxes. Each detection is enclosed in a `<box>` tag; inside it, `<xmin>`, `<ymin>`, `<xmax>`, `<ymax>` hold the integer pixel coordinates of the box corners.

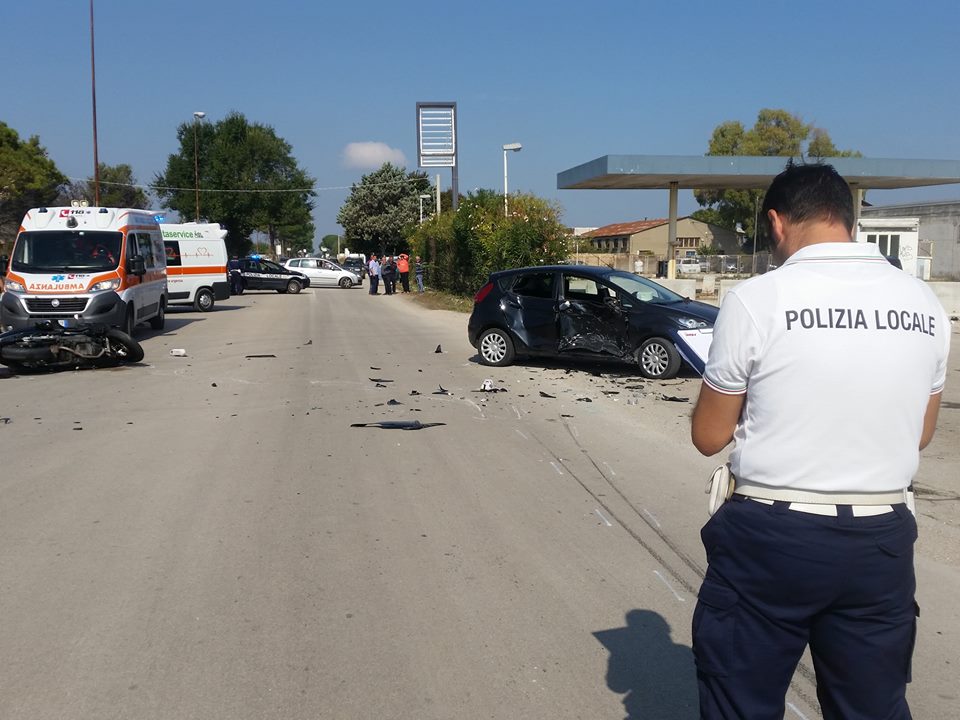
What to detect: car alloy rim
<box><xmin>481</xmin><ymin>333</ymin><xmax>506</xmax><ymax>362</ymax></box>
<box><xmin>642</xmin><ymin>343</ymin><xmax>668</xmax><ymax>375</ymax></box>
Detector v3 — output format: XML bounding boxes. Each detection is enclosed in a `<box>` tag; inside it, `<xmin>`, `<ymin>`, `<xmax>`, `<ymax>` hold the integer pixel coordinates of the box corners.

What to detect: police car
<box><xmin>232</xmin><ymin>256</ymin><xmax>311</xmax><ymax>294</ymax></box>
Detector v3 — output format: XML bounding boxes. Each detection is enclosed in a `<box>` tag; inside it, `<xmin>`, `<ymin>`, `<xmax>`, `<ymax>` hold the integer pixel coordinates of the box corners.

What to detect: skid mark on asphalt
<box><xmin>654</xmin><ymin>570</ymin><xmax>686</xmax><ymax>602</ymax></box>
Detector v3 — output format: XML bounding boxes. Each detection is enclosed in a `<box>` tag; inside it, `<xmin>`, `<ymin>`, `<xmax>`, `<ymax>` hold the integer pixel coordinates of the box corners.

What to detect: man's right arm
<box><xmin>691</xmin><ymin>385</ymin><xmax>744</xmax><ymax>456</ymax></box>
<box><xmin>920</xmin><ymin>392</ymin><xmax>942</xmax><ymax>450</ymax></box>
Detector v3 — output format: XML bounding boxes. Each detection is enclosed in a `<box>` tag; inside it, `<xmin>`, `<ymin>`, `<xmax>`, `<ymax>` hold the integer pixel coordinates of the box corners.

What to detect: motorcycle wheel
<box><xmin>94</xmin><ymin>329</ymin><xmax>144</xmax><ymax>366</ymax></box>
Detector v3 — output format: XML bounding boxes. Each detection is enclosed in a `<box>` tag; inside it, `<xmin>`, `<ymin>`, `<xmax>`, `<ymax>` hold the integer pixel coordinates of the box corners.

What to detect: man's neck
<box><xmin>778</xmin><ymin>219</ymin><xmax>852</xmax><ymax>261</ymax></box>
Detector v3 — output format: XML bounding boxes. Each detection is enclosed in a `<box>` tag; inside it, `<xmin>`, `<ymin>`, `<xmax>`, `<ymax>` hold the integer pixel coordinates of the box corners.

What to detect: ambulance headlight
<box><xmin>675</xmin><ymin>316</ymin><xmax>709</xmax><ymax>329</ymax></box>
<box><xmin>4</xmin><ymin>279</ymin><xmax>25</xmax><ymax>292</ymax></box>
<box><xmin>90</xmin><ymin>278</ymin><xmax>121</xmax><ymax>293</ymax></box>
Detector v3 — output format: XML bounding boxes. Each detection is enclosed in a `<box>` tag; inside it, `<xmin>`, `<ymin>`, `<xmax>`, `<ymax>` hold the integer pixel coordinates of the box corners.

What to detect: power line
<box><xmin>66</xmin><ymin>175</ymin><xmax>432</xmax><ymax>195</ymax></box>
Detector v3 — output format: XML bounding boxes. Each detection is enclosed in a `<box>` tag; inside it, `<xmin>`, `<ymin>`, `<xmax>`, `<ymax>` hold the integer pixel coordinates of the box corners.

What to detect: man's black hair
<box><xmin>760</xmin><ymin>161</ymin><xmax>854</xmax><ymax>234</ymax></box>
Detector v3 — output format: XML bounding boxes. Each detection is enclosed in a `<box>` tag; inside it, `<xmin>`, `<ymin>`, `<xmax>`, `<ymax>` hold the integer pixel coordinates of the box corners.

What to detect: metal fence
<box><xmin>571</xmin><ymin>252</ymin><xmax>777</xmax><ymax>277</ymax></box>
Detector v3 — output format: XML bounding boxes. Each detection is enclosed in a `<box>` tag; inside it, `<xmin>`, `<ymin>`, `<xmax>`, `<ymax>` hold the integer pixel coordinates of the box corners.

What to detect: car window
<box><xmin>511</xmin><ymin>272</ymin><xmax>555</xmax><ymax>299</ymax></box>
<box><xmin>563</xmin><ymin>274</ymin><xmax>609</xmax><ymax>302</ymax></box>
<box><xmin>287</xmin><ymin>259</ymin><xmax>300</xmax><ymax>267</ymax></box>
<box><xmin>605</xmin><ymin>271</ymin><xmax>684</xmax><ymax>304</ymax></box>
<box><xmin>261</xmin><ymin>260</ymin><xmax>283</xmax><ymax>273</ymax></box>
<box><xmin>301</xmin><ymin>259</ymin><xmax>317</xmax><ymax>269</ymax></box>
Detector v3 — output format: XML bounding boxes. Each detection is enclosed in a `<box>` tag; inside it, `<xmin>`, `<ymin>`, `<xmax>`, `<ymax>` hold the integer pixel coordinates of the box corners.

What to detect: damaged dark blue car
<box><xmin>467</xmin><ymin>265</ymin><xmax>718</xmax><ymax>380</ymax></box>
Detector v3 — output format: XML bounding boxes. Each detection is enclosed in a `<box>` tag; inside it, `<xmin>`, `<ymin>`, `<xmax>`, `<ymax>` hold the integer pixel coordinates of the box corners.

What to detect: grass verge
<box><xmin>406</xmin><ymin>289</ymin><xmax>473</xmax><ymax>313</ymax></box>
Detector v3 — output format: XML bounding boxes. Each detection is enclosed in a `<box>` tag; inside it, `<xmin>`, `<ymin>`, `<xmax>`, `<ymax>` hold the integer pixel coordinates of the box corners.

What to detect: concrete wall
<box><xmin>654</xmin><ymin>278</ymin><xmax>698</xmax><ymax>298</ymax></box>
<box><xmin>861</xmin><ymin>202</ymin><xmax>960</xmax><ymax>280</ymax></box>
<box><xmin>718</xmin><ymin>278</ymin><xmax>960</xmax><ymax>317</ymax></box>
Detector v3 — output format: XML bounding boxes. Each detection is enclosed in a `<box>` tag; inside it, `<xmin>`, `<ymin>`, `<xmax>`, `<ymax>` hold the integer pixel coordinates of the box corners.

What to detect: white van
<box><xmin>0</xmin><ymin>205</ymin><xmax>168</xmax><ymax>335</ymax></box>
<box><xmin>677</xmin><ymin>258</ymin><xmax>702</xmax><ymax>274</ymax></box>
<box><xmin>160</xmin><ymin>223</ymin><xmax>230</xmax><ymax>311</ymax></box>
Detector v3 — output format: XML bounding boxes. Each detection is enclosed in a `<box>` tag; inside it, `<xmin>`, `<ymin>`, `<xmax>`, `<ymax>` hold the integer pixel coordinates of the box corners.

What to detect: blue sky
<box><xmin>4</xmin><ymin>0</ymin><xmax>959</xmax><ymax>243</ymax></box>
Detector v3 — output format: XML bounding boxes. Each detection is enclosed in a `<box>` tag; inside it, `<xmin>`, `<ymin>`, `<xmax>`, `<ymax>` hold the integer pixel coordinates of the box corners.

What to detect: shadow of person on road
<box><xmin>593</xmin><ymin>609</ymin><xmax>697</xmax><ymax>720</ymax></box>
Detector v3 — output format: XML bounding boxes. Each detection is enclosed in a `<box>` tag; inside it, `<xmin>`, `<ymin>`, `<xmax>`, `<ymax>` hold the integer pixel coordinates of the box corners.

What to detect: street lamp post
<box><xmin>419</xmin><ymin>194</ymin><xmax>432</xmax><ymax>224</ymax></box>
<box><xmin>502</xmin><ymin>142</ymin><xmax>522</xmax><ymax>218</ymax></box>
<box><xmin>192</xmin><ymin>111</ymin><xmax>206</xmax><ymax>222</ymax></box>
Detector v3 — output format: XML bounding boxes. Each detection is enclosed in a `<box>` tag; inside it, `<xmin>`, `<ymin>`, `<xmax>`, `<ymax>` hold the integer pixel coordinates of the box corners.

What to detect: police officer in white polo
<box><xmin>691</xmin><ymin>162</ymin><xmax>950</xmax><ymax>719</ymax></box>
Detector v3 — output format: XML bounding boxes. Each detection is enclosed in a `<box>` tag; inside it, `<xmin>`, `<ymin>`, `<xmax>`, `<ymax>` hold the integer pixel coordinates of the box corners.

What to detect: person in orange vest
<box><xmin>397</xmin><ymin>253</ymin><xmax>411</xmax><ymax>293</ymax></box>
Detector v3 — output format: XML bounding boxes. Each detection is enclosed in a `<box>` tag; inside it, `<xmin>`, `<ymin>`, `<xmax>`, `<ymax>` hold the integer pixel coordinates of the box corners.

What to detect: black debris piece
<box><xmin>375</xmin><ymin>382</ymin><xmax>388</xmax><ymax>388</ymax></box>
<box><xmin>351</xmin><ymin>420</ymin><xmax>446</xmax><ymax>430</ymax></box>
<box><xmin>624</xmin><ymin>384</ymin><xmax>645</xmax><ymax>390</ymax></box>
<box><xmin>601</xmin><ymin>390</ymin><xmax>619</xmax><ymax>395</ymax></box>
<box><xmin>387</xmin><ymin>399</ymin><xmax>403</xmax><ymax>406</ymax></box>
<box><xmin>434</xmin><ymin>385</ymin><xmax>450</xmax><ymax>395</ymax></box>
<box><xmin>660</xmin><ymin>395</ymin><xmax>690</xmax><ymax>403</ymax></box>
<box><xmin>418</xmin><ymin>369</ymin><xmax>423</xmax><ymax>373</ymax></box>
<box><xmin>435</xmin><ymin>345</ymin><xmax>443</xmax><ymax>353</ymax></box>
<box><xmin>561</xmin><ymin>413</ymin><xmax>574</xmax><ymax>418</ymax></box>
<box><xmin>211</xmin><ymin>383</ymin><xmax>218</xmax><ymax>388</ymax></box>
<box><xmin>539</xmin><ymin>391</ymin><xmax>556</xmax><ymax>398</ymax></box>
<box><xmin>73</xmin><ymin>427</ymin><xmax>83</xmax><ymax>431</ymax></box>
<box><xmin>304</xmin><ymin>339</ymin><xmax>313</xmax><ymax>345</ymax></box>
<box><xmin>374</xmin><ymin>403</ymin><xmax>385</xmax><ymax>407</ymax></box>
<box><xmin>0</xmin><ymin>417</ymin><xmax>11</xmax><ymax>424</ymax></box>
<box><xmin>409</xmin><ymin>390</ymin><xmax>421</xmax><ymax>396</ymax></box>
<box><xmin>369</xmin><ymin>377</ymin><xmax>393</xmax><ymax>383</ymax></box>
<box><xmin>576</xmin><ymin>397</ymin><xmax>593</xmax><ymax>402</ymax></box>
<box><xmin>370</xmin><ymin>366</ymin><xmax>381</xmax><ymax>370</ymax></box>
<box><xmin>245</xmin><ymin>354</ymin><xmax>276</xmax><ymax>359</ymax></box>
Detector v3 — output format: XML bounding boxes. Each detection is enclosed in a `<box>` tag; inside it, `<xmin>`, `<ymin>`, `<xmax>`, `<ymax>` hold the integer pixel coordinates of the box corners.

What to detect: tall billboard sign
<box><xmin>417</xmin><ymin>102</ymin><xmax>459</xmax><ymax>210</ymax></box>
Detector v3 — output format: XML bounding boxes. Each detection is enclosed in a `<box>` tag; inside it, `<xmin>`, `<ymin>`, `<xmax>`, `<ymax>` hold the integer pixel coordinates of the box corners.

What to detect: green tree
<box><xmin>336</xmin><ymin>163</ymin><xmax>431</xmax><ymax>256</ymax></box>
<box><xmin>693</xmin><ymin>109</ymin><xmax>860</xmax><ymax>246</ymax></box>
<box><xmin>0</xmin><ymin>122</ymin><xmax>66</xmax><ymax>247</ymax></box>
<box><xmin>58</xmin><ymin>163</ymin><xmax>150</xmax><ymax>209</ymax></box>
<box><xmin>409</xmin><ymin>189</ymin><xmax>570</xmax><ymax>294</ymax></box>
<box><xmin>153</xmin><ymin>112</ymin><xmax>315</xmax><ymax>257</ymax></box>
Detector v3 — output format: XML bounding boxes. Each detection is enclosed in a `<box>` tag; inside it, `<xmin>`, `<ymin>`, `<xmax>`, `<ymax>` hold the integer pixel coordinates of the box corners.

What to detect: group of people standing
<box><xmin>367</xmin><ymin>253</ymin><xmax>424</xmax><ymax>295</ymax></box>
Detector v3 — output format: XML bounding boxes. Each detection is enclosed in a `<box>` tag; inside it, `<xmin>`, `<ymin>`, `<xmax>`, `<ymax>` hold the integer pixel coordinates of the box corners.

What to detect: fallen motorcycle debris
<box><xmin>350</xmin><ymin>420</ymin><xmax>446</xmax><ymax>430</ymax></box>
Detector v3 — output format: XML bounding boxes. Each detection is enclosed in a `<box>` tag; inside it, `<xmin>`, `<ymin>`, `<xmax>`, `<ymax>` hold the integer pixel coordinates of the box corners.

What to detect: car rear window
<box><xmin>510</xmin><ymin>272</ymin><xmax>555</xmax><ymax>299</ymax></box>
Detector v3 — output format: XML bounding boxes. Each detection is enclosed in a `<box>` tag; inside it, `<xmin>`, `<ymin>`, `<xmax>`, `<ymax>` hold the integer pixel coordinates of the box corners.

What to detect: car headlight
<box><xmin>675</xmin><ymin>316</ymin><xmax>709</xmax><ymax>329</ymax></box>
<box><xmin>90</xmin><ymin>278</ymin><xmax>121</xmax><ymax>293</ymax></box>
<box><xmin>4</xmin><ymin>279</ymin><xmax>26</xmax><ymax>292</ymax></box>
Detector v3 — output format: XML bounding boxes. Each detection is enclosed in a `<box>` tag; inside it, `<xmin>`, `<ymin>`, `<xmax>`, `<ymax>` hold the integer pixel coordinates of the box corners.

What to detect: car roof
<box><xmin>490</xmin><ymin>264</ymin><xmax>615</xmax><ymax>280</ymax></box>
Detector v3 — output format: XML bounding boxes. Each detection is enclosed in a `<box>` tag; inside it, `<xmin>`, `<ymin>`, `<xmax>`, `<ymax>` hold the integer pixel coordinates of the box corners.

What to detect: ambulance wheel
<box><xmin>637</xmin><ymin>337</ymin><xmax>681</xmax><ymax>379</ymax></box>
<box><xmin>339</xmin><ymin>277</ymin><xmax>353</xmax><ymax>289</ymax></box>
<box><xmin>286</xmin><ymin>280</ymin><xmax>302</xmax><ymax>294</ymax></box>
<box><xmin>149</xmin><ymin>299</ymin><xmax>166</xmax><ymax>330</ymax></box>
<box><xmin>194</xmin><ymin>288</ymin><xmax>215</xmax><ymax>312</ymax></box>
<box><xmin>123</xmin><ymin>307</ymin><xmax>137</xmax><ymax>337</ymax></box>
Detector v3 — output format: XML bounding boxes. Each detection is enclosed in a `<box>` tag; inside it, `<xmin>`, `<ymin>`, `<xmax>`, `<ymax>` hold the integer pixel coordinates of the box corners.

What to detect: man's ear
<box><xmin>767</xmin><ymin>209</ymin><xmax>784</xmax><ymax>248</ymax></box>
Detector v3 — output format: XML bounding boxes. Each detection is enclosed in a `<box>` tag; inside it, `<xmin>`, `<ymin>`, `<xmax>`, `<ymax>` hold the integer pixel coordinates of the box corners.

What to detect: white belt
<box><xmin>734</xmin><ymin>482</ymin><xmax>909</xmax><ymax>517</ymax></box>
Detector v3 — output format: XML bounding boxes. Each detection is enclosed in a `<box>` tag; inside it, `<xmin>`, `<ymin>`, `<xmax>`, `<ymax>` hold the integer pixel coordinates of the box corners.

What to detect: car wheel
<box><xmin>194</xmin><ymin>288</ymin><xmax>215</xmax><ymax>312</ymax></box>
<box><xmin>148</xmin><ymin>299</ymin><xmax>165</xmax><ymax>330</ymax></box>
<box><xmin>637</xmin><ymin>337</ymin><xmax>681</xmax><ymax>379</ymax></box>
<box><xmin>339</xmin><ymin>277</ymin><xmax>353</xmax><ymax>289</ymax></box>
<box><xmin>478</xmin><ymin>328</ymin><xmax>515</xmax><ymax>367</ymax></box>
<box><xmin>286</xmin><ymin>280</ymin><xmax>302</xmax><ymax>294</ymax></box>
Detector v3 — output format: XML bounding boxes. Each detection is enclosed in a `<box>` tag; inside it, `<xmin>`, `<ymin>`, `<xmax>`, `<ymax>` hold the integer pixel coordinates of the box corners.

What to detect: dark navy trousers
<box><xmin>693</xmin><ymin>496</ymin><xmax>918</xmax><ymax>720</ymax></box>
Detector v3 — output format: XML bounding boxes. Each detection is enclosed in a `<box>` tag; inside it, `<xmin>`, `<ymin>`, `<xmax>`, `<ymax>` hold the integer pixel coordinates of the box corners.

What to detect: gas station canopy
<box><xmin>557</xmin><ymin>155</ymin><xmax>960</xmax><ymax>191</ymax></box>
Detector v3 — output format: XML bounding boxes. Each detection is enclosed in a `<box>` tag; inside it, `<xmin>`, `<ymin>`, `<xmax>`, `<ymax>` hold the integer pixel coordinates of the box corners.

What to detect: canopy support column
<box><xmin>667</xmin><ymin>181</ymin><xmax>678</xmax><ymax>279</ymax></box>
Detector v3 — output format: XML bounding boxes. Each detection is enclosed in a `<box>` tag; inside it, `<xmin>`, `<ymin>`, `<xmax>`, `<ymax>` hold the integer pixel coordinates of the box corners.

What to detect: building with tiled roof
<box><xmin>584</xmin><ymin>216</ymin><xmax>740</xmax><ymax>258</ymax></box>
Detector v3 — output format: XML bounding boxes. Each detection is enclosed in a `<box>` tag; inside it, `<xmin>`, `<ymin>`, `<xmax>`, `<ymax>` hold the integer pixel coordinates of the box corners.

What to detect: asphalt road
<box><xmin>1</xmin><ymin>286</ymin><xmax>957</xmax><ymax>720</ymax></box>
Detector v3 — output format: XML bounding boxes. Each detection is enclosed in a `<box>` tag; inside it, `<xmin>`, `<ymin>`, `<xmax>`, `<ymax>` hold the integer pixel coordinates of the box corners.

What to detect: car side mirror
<box><xmin>128</xmin><ymin>255</ymin><xmax>146</xmax><ymax>276</ymax></box>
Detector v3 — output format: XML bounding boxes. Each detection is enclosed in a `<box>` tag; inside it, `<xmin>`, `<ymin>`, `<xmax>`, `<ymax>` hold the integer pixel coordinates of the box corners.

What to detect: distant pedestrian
<box><xmin>414</xmin><ymin>256</ymin><xmax>425</xmax><ymax>293</ymax></box>
<box><xmin>397</xmin><ymin>253</ymin><xmax>410</xmax><ymax>293</ymax></box>
<box><xmin>381</xmin><ymin>256</ymin><xmax>397</xmax><ymax>295</ymax></box>
<box><xmin>368</xmin><ymin>254</ymin><xmax>381</xmax><ymax>295</ymax></box>
<box><xmin>228</xmin><ymin>256</ymin><xmax>243</xmax><ymax>295</ymax></box>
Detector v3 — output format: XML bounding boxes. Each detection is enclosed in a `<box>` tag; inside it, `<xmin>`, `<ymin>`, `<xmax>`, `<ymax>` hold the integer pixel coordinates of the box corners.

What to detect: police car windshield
<box><xmin>605</xmin><ymin>270</ymin><xmax>686</xmax><ymax>304</ymax></box>
<box><xmin>12</xmin><ymin>231</ymin><xmax>123</xmax><ymax>273</ymax></box>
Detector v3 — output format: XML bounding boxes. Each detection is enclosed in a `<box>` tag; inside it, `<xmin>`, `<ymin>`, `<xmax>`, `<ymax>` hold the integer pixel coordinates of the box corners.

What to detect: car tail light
<box><xmin>473</xmin><ymin>282</ymin><xmax>494</xmax><ymax>304</ymax></box>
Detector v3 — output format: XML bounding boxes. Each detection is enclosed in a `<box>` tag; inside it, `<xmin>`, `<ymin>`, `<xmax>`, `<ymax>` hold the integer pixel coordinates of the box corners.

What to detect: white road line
<box><xmin>549</xmin><ymin>461</ymin><xmax>564</xmax><ymax>476</ymax></box>
<box><xmin>602</xmin><ymin>461</ymin><xmax>616</xmax><ymax>477</ymax></box>
<box><xmin>510</xmin><ymin>404</ymin><xmax>522</xmax><ymax>419</ymax></box>
<box><xmin>653</xmin><ymin>570</ymin><xmax>686</xmax><ymax>602</ymax></box>
<box><xmin>642</xmin><ymin>508</ymin><xmax>661</xmax><ymax>528</ymax></box>
<box><xmin>786</xmin><ymin>702</ymin><xmax>811</xmax><ymax>720</ymax></box>
<box><xmin>514</xmin><ymin>429</ymin><xmax>528</xmax><ymax>440</ymax></box>
<box><xmin>594</xmin><ymin>508</ymin><xmax>613</xmax><ymax>526</ymax></box>
<box><xmin>463</xmin><ymin>398</ymin><xmax>485</xmax><ymax>417</ymax></box>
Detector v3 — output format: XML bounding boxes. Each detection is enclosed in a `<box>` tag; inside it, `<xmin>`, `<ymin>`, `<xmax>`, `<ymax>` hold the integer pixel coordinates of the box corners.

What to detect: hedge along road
<box><xmin>0</xmin><ymin>285</ymin><xmax>957</xmax><ymax>720</ymax></box>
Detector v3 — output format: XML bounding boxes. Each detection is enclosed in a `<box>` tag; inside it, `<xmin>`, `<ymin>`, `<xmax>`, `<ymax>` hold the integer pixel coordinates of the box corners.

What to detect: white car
<box><xmin>283</xmin><ymin>258</ymin><xmax>360</xmax><ymax>288</ymax></box>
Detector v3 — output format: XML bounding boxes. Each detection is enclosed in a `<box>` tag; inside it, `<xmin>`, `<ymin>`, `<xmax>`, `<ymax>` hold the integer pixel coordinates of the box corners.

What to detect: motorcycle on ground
<box><xmin>0</xmin><ymin>321</ymin><xmax>144</xmax><ymax>373</ymax></box>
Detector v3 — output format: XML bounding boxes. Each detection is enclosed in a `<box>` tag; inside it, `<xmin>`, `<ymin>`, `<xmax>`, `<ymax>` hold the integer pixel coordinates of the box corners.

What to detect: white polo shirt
<box><xmin>704</xmin><ymin>242</ymin><xmax>951</xmax><ymax>493</ymax></box>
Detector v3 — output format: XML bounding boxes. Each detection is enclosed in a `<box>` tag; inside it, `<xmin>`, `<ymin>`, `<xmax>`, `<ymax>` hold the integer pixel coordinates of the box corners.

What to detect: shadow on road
<box><xmin>593</xmin><ymin>609</ymin><xmax>698</xmax><ymax>720</ymax></box>
<box><xmin>466</xmin><ymin>353</ymin><xmax>700</xmax><ymax>380</ymax></box>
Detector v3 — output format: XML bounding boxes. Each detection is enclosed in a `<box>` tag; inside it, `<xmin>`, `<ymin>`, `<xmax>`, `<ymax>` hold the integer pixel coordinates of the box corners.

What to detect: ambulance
<box><xmin>160</xmin><ymin>222</ymin><xmax>230</xmax><ymax>311</ymax></box>
<box><xmin>0</xmin><ymin>205</ymin><xmax>168</xmax><ymax>335</ymax></box>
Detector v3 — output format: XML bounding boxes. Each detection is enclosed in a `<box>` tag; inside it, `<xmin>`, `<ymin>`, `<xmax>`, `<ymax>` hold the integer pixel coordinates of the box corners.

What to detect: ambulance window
<box><xmin>164</xmin><ymin>241</ymin><xmax>182</xmax><ymax>266</ymax></box>
<box><xmin>133</xmin><ymin>233</ymin><xmax>156</xmax><ymax>267</ymax></box>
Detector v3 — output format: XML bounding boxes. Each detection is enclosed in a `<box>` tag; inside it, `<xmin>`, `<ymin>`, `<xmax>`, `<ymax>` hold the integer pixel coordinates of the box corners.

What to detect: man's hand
<box><xmin>691</xmin><ymin>384</ymin><xmax>745</xmax><ymax>456</ymax></box>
